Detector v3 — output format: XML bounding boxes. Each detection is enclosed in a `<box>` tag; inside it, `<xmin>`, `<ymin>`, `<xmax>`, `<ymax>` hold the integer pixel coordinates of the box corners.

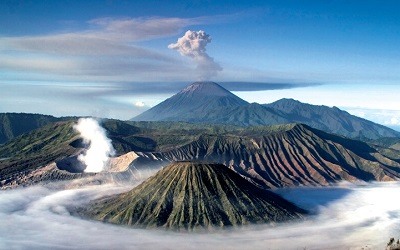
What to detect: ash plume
<box><xmin>168</xmin><ymin>30</ymin><xmax>222</xmax><ymax>79</ymax></box>
<box><xmin>73</xmin><ymin>118</ymin><xmax>115</xmax><ymax>172</ymax></box>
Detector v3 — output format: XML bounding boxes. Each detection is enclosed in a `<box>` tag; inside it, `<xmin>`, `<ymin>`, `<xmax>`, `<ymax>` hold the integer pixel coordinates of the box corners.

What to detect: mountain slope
<box><xmin>2</xmin><ymin>119</ymin><xmax>400</xmax><ymax>189</ymax></box>
<box><xmin>0</xmin><ymin>121</ymin><xmax>81</xmax><ymax>186</ymax></box>
<box><xmin>78</xmin><ymin>162</ymin><xmax>305</xmax><ymax>230</ymax></box>
<box><xmin>0</xmin><ymin>119</ymin><xmax>148</xmax><ymax>189</ymax></box>
<box><xmin>197</xmin><ymin>103</ymin><xmax>290</xmax><ymax>126</ymax></box>
<box><xmin>132</xmin><ymin>82</ymin><xmax>399</xmax><ymax>140</ymax></box>
<box><xmin>136</xmin><ymin>124</ymin><xmax>400</xmax><ymax>188</ymax></box>
<box><xmin>266</xmin><ymin>98</ymin><xmax>400</xmax><ymax>140</ymax></box>
<box><xmin>132</xmin><ymin>81</ymin><xmax>248</xmax><ymax>121</ymax></box>
<box><xmin>0</xmin><ymin>113</ymin><xmax>61</xmax><ymax>144</ymax></box>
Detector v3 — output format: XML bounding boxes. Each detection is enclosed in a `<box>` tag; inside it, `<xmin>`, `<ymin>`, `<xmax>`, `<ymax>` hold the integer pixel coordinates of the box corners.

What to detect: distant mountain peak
<box><xmin>271</xmin><ymin>98</ymin><xmax>302</xmax><ymax>106</ymax></box>
<box><xmin>179</xmin><ymin>81</ymin><xmax>232</xmax><ymax>96</ymax></box>
<box><xmin>277</xmin><ymin>98</ymin><xmax>299</xmax><ymax>102</ymax></box>
<box><xmin>266</xmin><ymin>99</ymin><xmax>400</xmax><ymax>139</ymax></box>
<box><xmin>132</xmin><ymin>81</ymin><xmax>248</xmax><ymax>121</ymax></box>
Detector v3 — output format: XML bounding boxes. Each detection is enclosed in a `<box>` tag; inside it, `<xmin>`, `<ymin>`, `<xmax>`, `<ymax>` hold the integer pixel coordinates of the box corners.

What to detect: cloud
<box><xmin>1</xmin><ymin>17</ymin><xmax>196</xmax><ymax>53</ymax></box>
<box><xmin>390</xmin><ymin>117</ymin><xmax>400</xmax><ymax>125</ymax></box>
<box><xmin>220</xmin><ymin>82</ymin><xmax>320</xmax><ymax>91</ymax></box>
<box><xmin>88</xmin><ymin>17</ymin><xmax>195</xmax><ymax>42</ymax></box>
<box><xmin>0</xmin><ymin>17</ymin><xmax>200</xmax><ymax>68</ymax></box>
<box><xmin>0</xmin><ymin>56</ymin><xmax>81</xmax><ymax>75</ymax></box>
<box><xmin>83</xmin><ymin>82</ymin><xmax>321</xmax><ymax>96</ymax></box>
<box><xmin>0</xmin><ymin>17</ymin><xmax>203</xmax><ymax>82</ymax></box>
<box><xmin>168</xmin><ymin>30</ymin><xmax>222</xmax><ymax>80</ymax></box>
<box><xmin>344</xmin><ymin>107</ymin><xmax>400</xmax><ymax>128</ymax></box>
<box><xmin>73</xmin><ymin>118</ymin><xmax>115</xmax><ymax>172</ymax></box>
<box><xmin>134</xmin><ymin>101</ymin><xmax>146</xmax><ymax>108</ymax></box>
<box><xmin>0</xmin><ymin>181</ymin><xmax>399</xmax><ymax>249</ymax></box>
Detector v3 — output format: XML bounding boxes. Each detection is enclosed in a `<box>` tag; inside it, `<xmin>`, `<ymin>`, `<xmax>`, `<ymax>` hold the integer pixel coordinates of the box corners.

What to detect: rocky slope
<box><xmin>136</xmin><ymin>124</ymin><xmax>400</xmax><ymax>188</ymax></box>
<box><xmin>78</xmin><ymin>162</ymin><xmax>305</xmax><ymax>230</ymax></box>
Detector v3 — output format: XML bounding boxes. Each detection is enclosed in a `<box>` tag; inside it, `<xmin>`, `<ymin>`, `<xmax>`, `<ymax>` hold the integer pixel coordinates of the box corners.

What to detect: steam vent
<box><xmin>79</xmin><ymin>162</ymin><xmax>306</xmax><ymax>230</ymax></box>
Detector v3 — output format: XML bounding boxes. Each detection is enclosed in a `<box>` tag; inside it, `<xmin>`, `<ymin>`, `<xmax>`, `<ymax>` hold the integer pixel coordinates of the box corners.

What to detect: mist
<box><xmin>1</xmin><ymin>180</ymin><xmax>400</xmax><ymax>249</ymax></box>
<box><xmin>73</xmin><ymin>118</ymin><xmax>115</xmax><ymax>173</ymax></box>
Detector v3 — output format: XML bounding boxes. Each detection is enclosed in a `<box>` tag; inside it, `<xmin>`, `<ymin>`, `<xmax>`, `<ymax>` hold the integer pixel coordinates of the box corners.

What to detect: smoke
<box><xmin>1</xmin><ymin>181</ymin><xmax>400</xmax><ymax>249</ymax></box>
<box><xmin>168</xmin><ymin>30</ymin><xmax>222</xmax><ymax>79</ymax></box>
<box><xmin>73</xmin><ymin>118</ymin><xmax>115</xmax><ymax>172</ymax></box>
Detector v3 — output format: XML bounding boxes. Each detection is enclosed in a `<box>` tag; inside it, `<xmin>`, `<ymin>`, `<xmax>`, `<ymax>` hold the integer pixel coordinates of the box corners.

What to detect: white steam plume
<box><xmin>168</xmin><ymin>30</ymin><xmax>222</xmax><ymax>79</ymax></box>
<box><xmin>73</xmin><ymin>118</ymin><xmax>115</xmax><ymax>173</ymax></box>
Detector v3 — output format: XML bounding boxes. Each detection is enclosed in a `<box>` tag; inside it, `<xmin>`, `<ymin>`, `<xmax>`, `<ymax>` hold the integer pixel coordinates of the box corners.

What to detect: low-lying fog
<box><xmin>1</xmin><ymin>180</ymin><xmax>399</xmax><ymax>250</ymax></box>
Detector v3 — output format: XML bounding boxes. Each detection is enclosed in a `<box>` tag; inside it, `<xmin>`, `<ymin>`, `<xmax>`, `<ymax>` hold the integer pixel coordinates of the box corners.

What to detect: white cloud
<box><xmin>0</xmin><ymin>17</ymin><xmax>204</xmax><ymax>82</ymax></box>
<box><xmin>88</xmin><ymin>17</ymin><xmax>195</xmax><ymax>42</ymax></box>
<box><xmin>390</xmin><ymin>117</ymin><xmax>400</xmax><ymax>125</ymax></box>
<box><xmin>344</xmin><ymin>107</ymin><xmax>400</xmax><ymax>127</ymax></box>
<box><xmin>134</xmin><ymin>101</ymin><xmax>146</xmax><ymax>108</ymax></box>
<box><xmin>0</xmin><ymin>56</ymin><xmax>81</xmax><ymax>75</ymax></box>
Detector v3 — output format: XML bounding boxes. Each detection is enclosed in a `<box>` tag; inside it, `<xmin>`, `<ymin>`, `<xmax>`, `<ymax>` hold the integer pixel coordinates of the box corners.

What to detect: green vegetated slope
<box><xmin>79</xmin><ymin>162</ymin><xmax>305</xmax><ymax>230</ymax></box>
<box><xmin>369</xmin><ymin>137</ymin><xmax>400</xmax><ymax>150</ymax></box>
<box><xmin>0</xmin><ymin>119</ymin><xmax>224</xmax><ymax>187</ymax></box>
<box><xmin>392</xmin><ymin>144</ymin><xmax>400</xmax><ymax>151</ymax></box>
<box><xmin>0</xmin><ymin>113</ymin><xmax>61</xmax><ymax>144</ymax></box>
<box><xmin>0</xmin><ymin>121</ymin><xmax>81</xmax><ymax>186</ymax></box>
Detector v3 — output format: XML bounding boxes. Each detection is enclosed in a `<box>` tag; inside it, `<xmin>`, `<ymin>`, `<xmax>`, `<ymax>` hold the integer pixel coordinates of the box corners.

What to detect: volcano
<box><xmin>79</xmin><ymin>162</ymin><xmax>305</xmax><ymax>230</ymax></box>
<box><xmin>131</xmin><ymin>81</ymin><xmax>399</xmax><ymax>140</ymax></box>
<box><xmin>132</xmin><ymin>81</ymin><xmax>248</xmax><ymax>122</ymax></box>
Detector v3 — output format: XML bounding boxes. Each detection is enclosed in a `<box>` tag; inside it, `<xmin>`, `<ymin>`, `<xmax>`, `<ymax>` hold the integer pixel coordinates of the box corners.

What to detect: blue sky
<box><xmin>1</xmin><ymin>0</ymin><xmax>400</xmax><ymax>129</ymax></box>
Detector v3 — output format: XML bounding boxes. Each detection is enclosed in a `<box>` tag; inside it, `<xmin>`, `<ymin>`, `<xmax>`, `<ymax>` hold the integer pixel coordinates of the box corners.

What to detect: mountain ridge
<box><xmin>266</xmin><ymin>98</ymin><xmax>400</xmax><ymax>139</ymax></box>
<box><xmin>1</xmin><ymin>119</ymin><xmax>400</xmax><ymax>189</ymax></box>
<box><xmin>132</xmin><ymin>81</ymin><xmax>400</xmax><ymax>140</ymax></box>
<box><xmin>0</xmin><ymin>113</ymin><xmax>61</xmax><ymax>144</ymax></box>
<box><xmin>134</xmin><ymin>123</ymin><xmax>400</xmax><ymax>188</ymax></box>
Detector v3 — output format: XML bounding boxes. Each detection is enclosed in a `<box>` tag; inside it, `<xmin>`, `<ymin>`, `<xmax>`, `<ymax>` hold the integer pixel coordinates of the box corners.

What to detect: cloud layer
<box><xmin>168</xmin><ymin>30</ymin><xmax>222</xmax><ymax>79</ymax></box>
<box><xmin>345</xmin><ymin>107</ymin><xmax>400</xmax><ymax>129</ymax></box>
<box><xmin>0</xmin><ymin>181</ymin><xmax>399</xmax><ymax>249</ymax></box>
<box><xmin>0</xmin><ymin>17</ymin><xmax>201</xmax><ymax>82</ymax></box>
